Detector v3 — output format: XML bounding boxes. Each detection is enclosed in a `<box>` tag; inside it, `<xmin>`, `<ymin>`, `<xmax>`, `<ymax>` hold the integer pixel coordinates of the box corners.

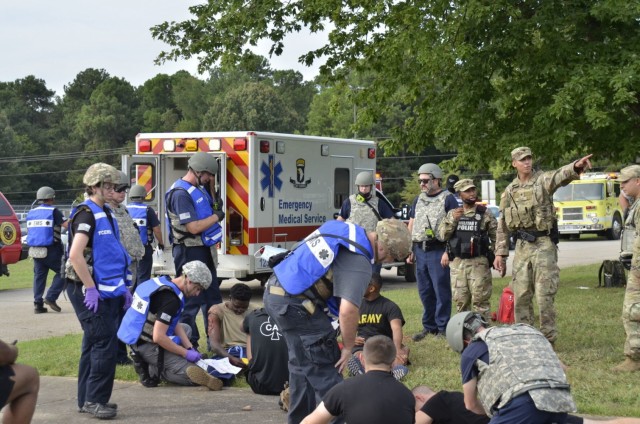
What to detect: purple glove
<box><xmin>185</xmin><ymin>348</ymin><xmax>202</xmax><ymax>363</ymax></box>
<box><xmin>84</xmin><ymin>287</ymin><xmax>100</xmax><ymax>313</ymax></box>
<box><xmin>123</xmin><ymin>290</ymin><xmax>133</xmax><ymax>310</ymax></box>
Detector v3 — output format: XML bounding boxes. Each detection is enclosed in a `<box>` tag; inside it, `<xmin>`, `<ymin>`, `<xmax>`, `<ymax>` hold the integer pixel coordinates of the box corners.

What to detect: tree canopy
<box><xmin>152</xmin><ymin>0</ymin><xmax>640</xmax><ymax>170</ymax></box>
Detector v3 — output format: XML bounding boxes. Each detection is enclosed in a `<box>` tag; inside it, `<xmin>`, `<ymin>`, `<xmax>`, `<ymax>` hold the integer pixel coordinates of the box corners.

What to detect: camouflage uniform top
<box><xmin>495</xmin><ymin>163</ymin><xmax>579</xmax><ymax>256</ymax></box>
<box><xmin>438</xmin><ymin>205</ymin><xmax>498</xmax><ymax>252</ymax></box>
<box><xmin>109</xmin><ymin>204</ymin><xmax>145</xmax><ymax>261</ymax></box>
<box><xmin>630</xmin><ymin>198</ymin><xmax>640</xmax><ymax>269</ymax></box>
<box><xmin>474</xmin><ymin>324</ymin><xmax>576</xmax><ymax>416</ymax></box>
<box><xmin>346</xmin><ymin>194</ymin><xmax>381</xmax><ymax>233</ymax></box>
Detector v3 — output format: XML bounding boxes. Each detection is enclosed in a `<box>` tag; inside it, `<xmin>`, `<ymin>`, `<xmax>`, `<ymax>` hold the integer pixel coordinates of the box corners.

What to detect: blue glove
<box><xmin>185</xmin><ymin>347</ymin><xmax>202</xmax><ymax>363</ymax></box>
<box><xmin>123</xmin><ymin>289</ymin><xmax>133</xmax><ymax>310</ymax></box>
<box><xmin>84</xmin><ymin>287</ymin><xmax>100</xmax><ymax>313</ymax></box>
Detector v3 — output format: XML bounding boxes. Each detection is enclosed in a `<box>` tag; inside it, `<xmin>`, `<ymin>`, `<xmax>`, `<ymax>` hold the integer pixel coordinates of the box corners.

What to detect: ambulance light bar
<box><xmin>138</xmin><ymin>139</ymin><xmax>151</xmax><ymax>152</ymax></box>
<box><xmin>234</xmin><ymin>138</ymin><xmax>247</xmax><ymax>151</ymax></box>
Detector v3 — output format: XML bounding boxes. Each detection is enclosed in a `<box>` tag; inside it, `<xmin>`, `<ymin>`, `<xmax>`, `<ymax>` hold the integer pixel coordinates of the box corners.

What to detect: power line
<box><xmin>0</xmin><ymin>147</ymin><xmax>131</xmax><ymax>164</ymax></box>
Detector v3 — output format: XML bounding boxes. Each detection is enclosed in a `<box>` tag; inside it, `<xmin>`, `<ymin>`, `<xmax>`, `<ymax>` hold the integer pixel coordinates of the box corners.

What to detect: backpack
<box><xmin>598</xmin><ymin>260</ymin><xmax>626</xmax><ymax>288</ymax></box>
<box><xmin>496</xmin><ymin>286</ymin><xmax>515</xmax><ymax>324</ymax></box>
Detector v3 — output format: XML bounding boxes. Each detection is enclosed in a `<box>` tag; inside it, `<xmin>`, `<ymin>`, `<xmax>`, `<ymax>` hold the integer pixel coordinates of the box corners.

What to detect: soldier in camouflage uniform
<box><xmin>613</xmin><ymin>165</ymin><xmax>640</xmax><ymax>372</ymax></box>
<box><xmin>494</xmin><ymin>147</ymin><xmax>592</xmax><ymax>344</ymax></box>
<box><xmin>438</xmin><ymin>179</ymin><xmax>497</xmax><ymax>321</ymax></box>
<box><xmin>408</xmin><ymin>163</ymin><xmax>459</xmax><ymax>341</ymax></box>
<box><xmin>445</xmin><ymin>312</ymin><xmax>576</xmax><ymax>422</ymax></box>
<box><xmin>337</xmin><ymin>171</ymin><xmax>394</xmax><ymax>274</ymax></box>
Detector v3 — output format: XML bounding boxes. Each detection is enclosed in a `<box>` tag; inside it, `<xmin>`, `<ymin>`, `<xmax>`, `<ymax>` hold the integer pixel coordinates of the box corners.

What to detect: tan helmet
<box><xmin>83</xmin><ymin>163</ymin><xmax>119</xmax><ymax>186</ymax></box>
<box><xmin>129</xmin><ymin>184</ymin><xmax>147</xmax><ymax>200</ymax></box>
<box><xmin>36</xmin><ymin>186</ymin><xmax>55</xmax><ymax>201</ymax></box>
<box><xmin>417</xmin><ymin>163</ymin><xmax>443</xmax><ymax>179</ymax></box>
<box><xmin>188</xmin><ymin>152</ymin><xmax>218</xmax><ymax>175</ymax></box>
<box><xmin>182</xmin><ymin>260</ymin><xmax>212</xmax><ymax>289</ymax></box>
<box><xmin>375</xmin><ymin>219</ymin><xmax>412</xmax><ymax>262</ymax></box>
<box><xmin>355</xmin><ymin>171</ymin><xmax>375</xmax><ymax>186</ymax></box>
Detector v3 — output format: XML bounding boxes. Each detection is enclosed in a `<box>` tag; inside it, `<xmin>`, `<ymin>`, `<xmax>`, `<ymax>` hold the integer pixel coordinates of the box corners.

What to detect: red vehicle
<box><xmin>0</xmin><ymin>191</ymin><xmax>25</xmax><ymax>277</ymax></box>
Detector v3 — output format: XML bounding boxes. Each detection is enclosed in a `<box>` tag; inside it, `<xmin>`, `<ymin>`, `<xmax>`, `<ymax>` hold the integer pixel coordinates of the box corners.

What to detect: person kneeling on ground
<box><xmin>117</xmin><ymin>260</ymin><xmax>223</xmax><ymax>391</ymax></box>
<box><xmin>301</xmin><ymin>335</ymin><xmax>415</xmax><ymax>424</ymax></box>
<box><xmin>0</xmin><ymin>339</ymin><xmax>39</xmax><ymax>424</ymax></box>
<box><xmin>413</xmin><ymin>385</ymin><xmax>640</xmax><ymax>424</ymax></box>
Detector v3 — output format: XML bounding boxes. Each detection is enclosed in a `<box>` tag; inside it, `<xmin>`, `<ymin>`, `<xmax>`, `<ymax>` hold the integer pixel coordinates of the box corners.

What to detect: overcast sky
<box><xmin>0</xmin><ymin>1</ymin><xmax>324</xmax><ymax>97</ymax></box>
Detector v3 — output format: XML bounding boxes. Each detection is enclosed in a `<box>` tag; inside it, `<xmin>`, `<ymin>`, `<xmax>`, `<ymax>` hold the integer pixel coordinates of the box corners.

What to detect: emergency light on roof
<box><xmin>163</xmin><ymin>139</ymin><xmax>176</xmax><ymax>152</ymax></box>
<box><xmin>234</xmin><ymin>138</ymin><xmax>247</xmax><ymax>151</ymax></box>
<box><xmin>276</xmin><ymin>141</ymin><xmax>285</xmax><ymax>154</ymax></box>
<box><xmin>368</xmin><ymin>148</ymin><xmax>376</xmax><ymax>159</ymax></box>
<box><xmin>209</xmin><ymin>139</ymin><xmax>221</xmax><ymax>151</ymax></box>
<box><xmin>321</xmin><ymin>144</ymin><xmax>329</xmax><ymax>156</ymax></box>
<box><xmin>260</xmin><ymin>140</ymin><xmax>270</xmax><ymax>153</ymax></box>
<box><xmin>138</xmin><ymin>140</ymin><xmax>151</xmax><ymax>152</ymax></box>
<box><xmin>185</xmin><ymin>139</ymin><xmax>198</xmax><ymax>151</ymax></box>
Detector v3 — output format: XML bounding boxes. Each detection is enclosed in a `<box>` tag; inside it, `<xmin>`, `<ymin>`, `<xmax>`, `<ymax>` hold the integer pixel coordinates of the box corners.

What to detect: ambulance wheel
<box><xmin>403</xmin><ymin>263</ymin><xmax>416</xmax><ymax>282</ymax></box>
<box><xmin>606</xmin><ymin>213</ymin><xmax>622</xmax><ymax>240</ymax></box>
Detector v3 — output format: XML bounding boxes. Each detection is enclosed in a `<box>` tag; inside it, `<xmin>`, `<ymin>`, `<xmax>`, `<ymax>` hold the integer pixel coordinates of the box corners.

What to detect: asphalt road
<box><xmin>0</xmin><ymin>238</ymin><xmax>620</xmax><ymax>343</ymax></box>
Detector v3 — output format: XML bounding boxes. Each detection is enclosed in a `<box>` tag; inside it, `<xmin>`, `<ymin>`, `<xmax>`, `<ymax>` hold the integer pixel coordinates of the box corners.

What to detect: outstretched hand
<box><xmin>575</xmin><ymin>154</ymin><xmax>593</xmax><ymax>173</ymax></box>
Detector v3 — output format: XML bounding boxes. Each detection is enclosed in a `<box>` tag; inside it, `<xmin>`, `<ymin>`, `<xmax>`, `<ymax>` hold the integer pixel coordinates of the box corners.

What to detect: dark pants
<box><xmin>415</xmin><ymin>245</ymin><xmax>452</xmax><ymax>332</ymax></box>
<box><xmin>137</xmin><ymin>245</ymin><xmax>154</xmax><ymax>284</ymax></box>
<box><xmin>490</xmin><ymin>393</ymin><xmax>568</xmax><ymax>424</ymax></box>
<box><xmin>32</xmin><ymin>244</ymin><xmax>64</xmax><ymax>304</ymax></box>
<box><xmin>173</xmin><ymin>244</ymin><xmax>221</xmax><ymax>349</ymax></box>
<box><xmin>264</xmin><ymin>285</ymin><xmax>342</xmax><ymax>424</ymax></box>
<box><xmin>66</xmin><ymin>282</ymin><xmax>119</xmax><ymax>408</ymax></box>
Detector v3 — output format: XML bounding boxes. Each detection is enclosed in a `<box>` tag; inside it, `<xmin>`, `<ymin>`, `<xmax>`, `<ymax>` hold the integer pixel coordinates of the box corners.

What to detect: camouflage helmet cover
<box><xmin>36</xmin><ymin>186</ymin><xmax>55</xmax><ymax>201</ymax></box>
<box><xmin>418</xmin><ymin>163</ymin><xmax>443</xmax><ymax>179</ymax></box>
<box><xmin>182</xmin><ymin>260</ymin><xmax>212</xmax><ymax>289</ymax></box>
<box><xmin>376</xmin><ymin>219</ymin><xmax>412</xmax><ymax>262</ymax></box>
<box><xmin>83</xmin><ymin>163</ymin><xmax>120</xmax><ymax>186</ymax></box>
<box><xmin>129</xmin><ymin>184</ymin><xmax>147</xmax><ymax>200</ymax></box>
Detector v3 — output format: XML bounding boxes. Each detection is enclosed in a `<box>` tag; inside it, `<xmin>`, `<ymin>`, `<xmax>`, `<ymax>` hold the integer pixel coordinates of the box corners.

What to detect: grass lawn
<box><xmin>7</xmin><ymin>259</ymin><xmax>640</xmax><ymax>417</ymax></box>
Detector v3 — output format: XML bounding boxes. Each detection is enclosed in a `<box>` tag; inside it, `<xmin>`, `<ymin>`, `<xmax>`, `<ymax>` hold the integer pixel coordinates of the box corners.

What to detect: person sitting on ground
<box><xmin>207</xmin><ymin>282</ymin><xmax>258</xmax><ymax>368</ymax></box>
<box><xmin>242</xmin><ymin>308</ymin><xmax>289</xmax><ymax>395</ymax></box>
<box><xmin>0</xmin><ymin>339</ymin><xmax>40</xmax><ymax>424</ymax></box>
<box><xmin>117</xmin><ymin>260</ymin><xmax>224</xmax><ymax>391</ymax></box>
<box><xmin>413</xmin><ymin>385</ymin><xmax>640</xmax><ymax>424</ymax></box>
<box><xmin>347</xmin><ymin>273</ymin><xmax>410</xmax><ymax>380</ymax></box>
<box><xmin>301</xmin><ymin>335</ymin><xmax>415</xmax><ymax>424</ymax></box>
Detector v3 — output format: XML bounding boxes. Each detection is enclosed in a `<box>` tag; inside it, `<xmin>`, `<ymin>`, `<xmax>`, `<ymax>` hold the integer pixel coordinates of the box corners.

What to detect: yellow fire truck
<box><xmin>553</xmin><ymin>172</ymin><xmax>623</xmax><ymax>240</ymax></box>
<box><xmin>122</xmin><ymin>131</ymin><xmax>379</xmax><ymax>283</ymax></box>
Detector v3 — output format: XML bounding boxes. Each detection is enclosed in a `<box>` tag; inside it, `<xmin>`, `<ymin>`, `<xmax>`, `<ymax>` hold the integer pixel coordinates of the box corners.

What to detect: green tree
<box><xmin>152</xmin><ymin>0</ymin><xmax>640</xmax><ymax>172</ymax></box>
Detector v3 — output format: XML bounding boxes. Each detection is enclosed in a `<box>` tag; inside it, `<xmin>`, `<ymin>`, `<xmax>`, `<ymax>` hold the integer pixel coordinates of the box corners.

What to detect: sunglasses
<box><xmin>418</xmin><ymin>179</ymin><xmax>433</xmax><ymax>185</ymax></box>
<box><xmin>115</xmin><ymin>185</ymin><xmax>129</xmax><ymax>193</ymax></box>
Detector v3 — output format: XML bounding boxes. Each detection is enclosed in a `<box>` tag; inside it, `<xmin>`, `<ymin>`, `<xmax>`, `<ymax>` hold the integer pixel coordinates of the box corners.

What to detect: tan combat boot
<box><xmin>612</xmin><ymin>358</ymin><xmax>640</xmax><ymax>372</ymax></box>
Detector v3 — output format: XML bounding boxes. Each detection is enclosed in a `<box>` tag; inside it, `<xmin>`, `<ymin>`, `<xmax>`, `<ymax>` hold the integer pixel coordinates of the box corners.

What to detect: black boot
<box><xmin>34</xmin><ymin>302</ymin><xmax>48</xmax><ymax>314</ymax></box>
<box><xmin>131</xmin><ymin>350</ymin><xmax>158</xmax><ymax>387</ymax></box>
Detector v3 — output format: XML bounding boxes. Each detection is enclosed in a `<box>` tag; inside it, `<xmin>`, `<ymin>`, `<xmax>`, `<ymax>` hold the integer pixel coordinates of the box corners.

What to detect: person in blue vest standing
<box><xmin>117</xmin><ymin>260</ymin><xmax>224</xmax><ymax>391</ymax></box>
<box><xmin>26</xmin><ymin>186</ymin><xmax>67</xmax><ymax>314</ymax></box>
<box><xmin>65</xmin><ymin>163</ymin><xmax>131</xmax><ymax>420</ymax></box>
<box><xmin>263</xmin><ymin>218</ymin><xmax>412</xmax><ymax>424</ymax></box>
<box><xmin>127</xmin><ymin>184</ymin><xmax>164</xmax><ymax>285</ymax></box>
<box><xmin>165</xmin><ymin>152</ymin><xmax>224</xmax><ymax>351</ymax></box>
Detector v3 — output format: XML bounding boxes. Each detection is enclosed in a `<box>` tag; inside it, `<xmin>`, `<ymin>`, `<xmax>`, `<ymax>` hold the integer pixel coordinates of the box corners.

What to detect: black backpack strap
<box><xmin>362</xmin><ymin>199</ymin><xmax>383</xmax><ymax>221</ymax></box>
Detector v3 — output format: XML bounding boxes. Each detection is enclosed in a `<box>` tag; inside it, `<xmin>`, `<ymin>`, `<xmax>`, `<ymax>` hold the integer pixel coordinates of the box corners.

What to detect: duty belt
<box><xmin>514</xmin><ymin>229</ymin><xmax>549</xmax><ymax>242</ymax></box>
<box><xmin>414</xmin><ymin>240</ymin><xmax>446</xmax><ymax>251</ymax></box>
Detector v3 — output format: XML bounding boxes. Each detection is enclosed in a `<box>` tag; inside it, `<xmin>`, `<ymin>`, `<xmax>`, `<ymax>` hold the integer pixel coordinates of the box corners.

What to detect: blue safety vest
<box><xmin>117</xmin><ymin>276</ymin><xmax>184</xmax><ymax>345</ymax></box>
<box><xmin>165</xmin><ymin>179</ymin><xmax>222</xmax><ymax>247</ymax></box>
<box><xmin>127</xmin><ymin>202</ymin><xmax>151</xmax><ymax>245</ymax></box>
<box><xmin>72</xmin><ymin>200</ymin><xmax>131</xmax><ymax>298</ymax></box>
<box><xmin>274</xmin><ymin>221</ymin><xmax>373</xmax><ymax>295</ymax></box>
<box><xmin>26</xmin><ymin>205</ymin><xmax>57</xmax><ymax>247</ymax></box>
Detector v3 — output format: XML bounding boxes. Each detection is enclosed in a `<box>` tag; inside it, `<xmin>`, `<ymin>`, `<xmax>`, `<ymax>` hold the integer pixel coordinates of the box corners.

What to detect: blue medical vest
<box><xmin>127</xmin><ymin>202</ymin><xmax>150</xmax><ymax>245</ymax></box>
<box><xmin>274</xmin><ymin>221</ymin><xmax>373</xmax><ymax>295</ymax></box>
<box><xmin>26</xmin><ymin>205</ymin><xmax>56</xmax><ymax>247</ymax></box>
<box><xmin>117</xmin><ymin>276</ymin><xmax>184</xmax><ymax>345</ymax></box>
<box><xmin>165</xmin><ymin>179</ymin><xmax>222</xmax><ymax>247</ymax></box>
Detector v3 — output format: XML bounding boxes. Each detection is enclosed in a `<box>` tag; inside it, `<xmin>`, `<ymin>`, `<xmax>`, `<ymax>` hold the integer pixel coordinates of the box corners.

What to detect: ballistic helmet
<box><xmin>376</xmin><ymin>219</ymin><xmax>412</xmax><ymax>262</ymax></box>
<box><xmin>446</xmin><ymin>312</ymin><xmax>487</xmax><ymax>354</ymax></box>
<box><xmin>129</xmin><ymin>184</ymin><xmax>147</xmax><ymax>200</ymax></box>
<box><xmin>418</xmin><ymin>163</ymin><xmax>443</xmax><ymax>179</ymax></box>
<box><xmin>36</xmin><ymin>186</ymin><xmax>55</xmax><ymax>201</ymax></box>
<box><xmin>116</xmin><ymin>171</ymin><xmax>130</xmax><ymax>190</ymax></box>
<box><xmin>83</xmin><ymin>163</ymin><xmax>119</xmax><ymax>187</ymax></box>
<box><xmin>355</xmin><ymin>171</ymin><xmax>375</xmax><ymax>186</ymax></box>
<box><xmin>182</xmin><ymin>260</ymin><xmax>212</xmax><ymax>289</ymax></box>
<box><xmin>188</xmin><ymin>152</ymin><xmax>218</xmax><ymax>175</ymax></box>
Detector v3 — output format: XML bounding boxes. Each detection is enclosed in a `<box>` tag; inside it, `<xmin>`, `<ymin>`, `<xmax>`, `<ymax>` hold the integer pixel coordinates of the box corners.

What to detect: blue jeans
<box><xmin>66</xmin><ymin>282</ymin><xmax>119</xmax><ymax>408</ymax></box>
<box><xmin>414</xmin><ymin>246</ymin><xmax>452</xmax><ymax>332</ymax></box>
<box><xmin>32</xmin><ymin>244</ymin><xmax>65</xmax><ymax>303</ymax></box>
<box><xmin>173</xmin><ymin>244</ymin><xmax>221</xmax><ymax>349</ymax></box>
<box><xmin>490</xmin><ymin>393</ymin><xmax>568</xmax><ymax>424</ymax></box>
<box><xmin>264</xmin><ymin>284</ymin><xmax>342</xmax><ymax>424</ymax></box>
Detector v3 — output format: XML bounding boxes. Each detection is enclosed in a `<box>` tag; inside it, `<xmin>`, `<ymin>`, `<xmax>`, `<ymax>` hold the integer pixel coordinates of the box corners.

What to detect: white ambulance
<box><xmin>123</xmin><ymin>131</ymin><xmax>381</xmax><ymax>284</ymax></box>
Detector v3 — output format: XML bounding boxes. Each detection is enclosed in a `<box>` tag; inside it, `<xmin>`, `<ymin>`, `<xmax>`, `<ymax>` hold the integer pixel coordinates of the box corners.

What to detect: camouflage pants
<box><xmin>511</xmin><ymin>236</ymin><xmax>559</xmax><ymax>343</ymax></box>
<box><xmin>622</xmin><ymin>261</ymin><xmax>640</xmax><ymax>360</ymax></box>
<box><xmin>450</xmin><ymin>256</ymin><xmax>492</xmax><ymax>321</ymax></box>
